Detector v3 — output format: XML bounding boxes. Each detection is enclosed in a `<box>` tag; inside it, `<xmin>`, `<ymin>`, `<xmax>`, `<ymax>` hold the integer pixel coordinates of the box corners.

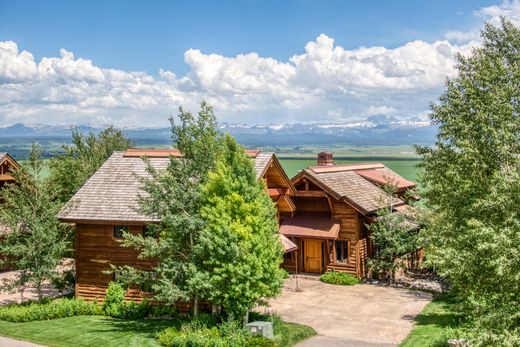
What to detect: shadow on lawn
<box><xmin>92</xmin><ymin>317</ymin><xmax>179</xmax><ymax>337</ymax></box>
<box><xmin>408</xmin><ymin>293</ymin><xmax>463</xmax><ymax>328</ymax></box>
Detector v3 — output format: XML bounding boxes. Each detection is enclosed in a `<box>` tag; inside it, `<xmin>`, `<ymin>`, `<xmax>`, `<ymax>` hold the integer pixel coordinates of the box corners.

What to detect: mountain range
<box><xmin>0</xmin><ymin>115</ymin><xmax>436</xmax><ymax>147</ymax></box>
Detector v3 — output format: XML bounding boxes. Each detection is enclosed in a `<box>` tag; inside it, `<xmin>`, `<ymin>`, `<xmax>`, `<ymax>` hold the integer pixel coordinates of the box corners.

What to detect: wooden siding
<box><xmin>75</xmin><ymin>224</ymin><xmax>154</xmax><ymax>302</ymax></box>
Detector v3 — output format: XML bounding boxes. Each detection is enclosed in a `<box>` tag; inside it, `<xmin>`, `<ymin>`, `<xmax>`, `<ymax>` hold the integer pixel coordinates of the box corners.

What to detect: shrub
<box><xmin>0</xmin><ymin>298</ymin><xmax>103</xmax><ymax>322</ymax></box>
<box><xmin>102</xmin><ymin>281</ymin><xmax>126</xmax><ymax>317</ymax></box>
<box><xmin>320</xmin><ymin>272</ymin><xmax>360</xmax><ymax>285</ymax></box>
<box><xmin>156</xmin><ymin>319</ymin><xmax>271</xmax><ymax>347</ymax></box>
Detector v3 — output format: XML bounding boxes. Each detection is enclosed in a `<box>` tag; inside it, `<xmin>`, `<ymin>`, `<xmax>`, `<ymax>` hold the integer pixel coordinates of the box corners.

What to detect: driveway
<box><xmin>264</xmin><ymin>277</ymin><xmax>432</xmax><ymax>346</ymax></box>
<box><xmin>0</xmin><ymin>270</ymin><xmax>67</xmax><ymax>305</ymax></box>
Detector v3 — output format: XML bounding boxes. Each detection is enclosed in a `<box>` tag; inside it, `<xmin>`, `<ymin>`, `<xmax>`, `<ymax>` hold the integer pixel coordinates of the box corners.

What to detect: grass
<box><xmin>273</xmin><ymin>321</ymin><xmax>316</xmax><ymax>347</ymax></box>
<box><xmin>0</xmin><ymin>314</ymin><xmax>315</xmax><ymax>347</ymax></box>
<box><xmin>279</xmin><ymin>158</ymin><xmax>420</xmax><ymax>181</ymax></box>
<box><xmin>400</xmin><ymin>294</ymin><xmax>464</xmax><ymax>347</ymax></box>
<box><xmin>0</xmin><ymin>315</ymin><xmax>173</xmax><ymax>347</ymax></box>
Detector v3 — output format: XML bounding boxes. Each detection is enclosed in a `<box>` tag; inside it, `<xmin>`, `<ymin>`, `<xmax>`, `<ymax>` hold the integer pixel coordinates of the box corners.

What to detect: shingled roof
<box><xmin>58</xmin><ymin>149</ymin><xmax>276</xmax><ymax>223</ymax></box>
<box><xmin>295</xmin><ymin>162</ymin><xmax>409</xmax><ymax>215</ymax></box>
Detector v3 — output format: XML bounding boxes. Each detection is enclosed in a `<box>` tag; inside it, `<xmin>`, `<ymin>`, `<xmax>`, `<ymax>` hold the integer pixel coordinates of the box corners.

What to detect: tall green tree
<box><xmin>48</xmin><ymin>126</ymin><xmax>132</xmax><ymax>203</ymax></box>
<box><xmin>194</xmin><ymin>135</ymin><xmax>285</xmax><ymax>320</ymax></box>
<box><xmin>367</xmin><ymin>185</ymin><xmax>420</xmax><ymax>280</ymax></box>
<box><xmin>0</xmin><ymin>144</ymin><xmax>72</xmax><ymax>301</ymax></box>
<box><xmin>417</xmin><ymin>18</ymin><xmax>520</xmax><ymax>344</ymax></box>
<box><xmin>120</xmin><ymin>102</ymin><xmax>223</xmax><ymax>314</ymax></box>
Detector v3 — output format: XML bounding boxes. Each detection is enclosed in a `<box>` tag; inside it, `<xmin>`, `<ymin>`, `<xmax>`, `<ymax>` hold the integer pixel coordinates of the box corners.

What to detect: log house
<box><xmin>281</xmin><ymin>152</ymin><xmax>417</xmax><ymax>278</ymax></box>
<box><xmin>58</xmin><ymin>149</ymin><xmax>296</xmax><ymax>302</ymax></box>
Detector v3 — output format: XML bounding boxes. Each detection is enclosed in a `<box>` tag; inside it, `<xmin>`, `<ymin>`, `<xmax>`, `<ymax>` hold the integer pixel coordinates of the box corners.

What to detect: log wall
<box><xmin>75</xmin><ymin>223</ymin><xmax>154</xmax><ymax>302</ymax></box>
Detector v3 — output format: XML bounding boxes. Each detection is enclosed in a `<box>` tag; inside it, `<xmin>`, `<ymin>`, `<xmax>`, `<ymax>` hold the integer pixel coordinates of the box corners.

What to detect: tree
<box><xmin>119</xmin><ymin>102</ymin><xmax>223</xmax><ymax>314</ymax></box>
<box><xmin>48</xmin><ymin>126</ymin><xmax>132</xmax><ymax>204</ymax></box>
<box><xmin>367</xmin><ymin>183</ymin><xmax>420</xmax><ymax>280</ymax></box>
<box><xmin>0</xmin><ymin>144</ymin><xmax>73</xmax><ymax>301</ymax></box>
<box><xmin>416</xmin><ymin>18</ymin><xmax>520</xmax><ymax>344</ymax></box>
<box><xmin>194</xmin><ymin>135</ymin><xmax>285</xmax><ymax>320</ymax></box>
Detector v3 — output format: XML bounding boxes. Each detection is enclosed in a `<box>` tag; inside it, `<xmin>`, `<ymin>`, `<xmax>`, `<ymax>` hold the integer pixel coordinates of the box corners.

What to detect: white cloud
<box><xmin>0</xmin><ymin>0</ymin><xmax>519</xmax><ymax>127</ymax></box>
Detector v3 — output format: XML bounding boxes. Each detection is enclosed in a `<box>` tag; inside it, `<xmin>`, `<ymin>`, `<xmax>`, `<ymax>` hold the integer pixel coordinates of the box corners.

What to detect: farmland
<box><xmin>279</xmin><ymin>157</ymin><xmax>420</xmax><ymax>181</ymax></box>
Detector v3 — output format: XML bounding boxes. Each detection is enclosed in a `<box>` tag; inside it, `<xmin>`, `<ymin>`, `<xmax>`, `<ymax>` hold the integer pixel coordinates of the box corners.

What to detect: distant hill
<box><xmin>0</xmin><ymin>115</ymin><xmax>436</xmax><ymax>147</ymax></box>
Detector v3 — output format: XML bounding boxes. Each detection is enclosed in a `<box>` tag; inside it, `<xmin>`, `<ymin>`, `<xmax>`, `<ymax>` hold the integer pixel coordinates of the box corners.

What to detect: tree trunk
<box><xmin>35</xmin><ymin>279</ymin><xmax>43</xmax><ymax>302</ymax></box>
<box><xmin>243</xmin><ymin>310</ymin><xmax>249</xmax><ymax>326</ymax></box>
<box><xmin>193</xmin><ymin>295</ymin><xmax>199</xmax><ymax>317</ymax></box>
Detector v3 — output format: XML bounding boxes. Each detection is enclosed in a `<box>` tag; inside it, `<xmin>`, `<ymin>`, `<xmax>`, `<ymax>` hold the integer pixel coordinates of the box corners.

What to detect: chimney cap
<box><xmin>317</xmin><ymin>151</ymin><xmax>334</xmax><ymax>166</ymax></box>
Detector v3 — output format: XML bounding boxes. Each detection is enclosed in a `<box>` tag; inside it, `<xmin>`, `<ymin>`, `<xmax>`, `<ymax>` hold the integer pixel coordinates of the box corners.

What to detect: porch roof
<box><xmin>280</xmin><ymin>213</ymin><xmax>340</xmax><ymax>240</ymax></box>
<box><xmin>279</xmin><ymin>234</ymin><xmax>298</xmax><ymax>253</ymax></box>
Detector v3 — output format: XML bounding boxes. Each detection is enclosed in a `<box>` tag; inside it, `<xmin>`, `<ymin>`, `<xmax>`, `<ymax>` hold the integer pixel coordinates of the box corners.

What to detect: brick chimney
<box><xmin>317</xmin><ymin>151</ymin><xmax>334</xmax><ymax>166</ymax></box>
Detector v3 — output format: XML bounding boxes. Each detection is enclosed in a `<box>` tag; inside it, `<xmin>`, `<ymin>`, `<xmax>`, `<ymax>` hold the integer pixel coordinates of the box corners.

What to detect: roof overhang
<box><xmin>279</xmin><ymin>234</ymin><xmax>298</xmax><ymax>253</ymax></box>
<box><xmin>280</xmin><ymin>213</ymin><xmax>340</xmax><ymax>240</ymax></box>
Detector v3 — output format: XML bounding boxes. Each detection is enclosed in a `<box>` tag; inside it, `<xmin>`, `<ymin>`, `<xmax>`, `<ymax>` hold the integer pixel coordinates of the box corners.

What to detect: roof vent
<box><xmin>317</xmin><ymin>151</ymin><xmax>334</xmax><ymax>166</ymax></box>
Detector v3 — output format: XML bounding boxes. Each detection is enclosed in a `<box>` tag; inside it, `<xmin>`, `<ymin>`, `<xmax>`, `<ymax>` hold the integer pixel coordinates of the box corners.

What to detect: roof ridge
<box><xmin>308</xmin><ymin>162</ymin><xmax>385</xmax><ymax>174</ymax></box>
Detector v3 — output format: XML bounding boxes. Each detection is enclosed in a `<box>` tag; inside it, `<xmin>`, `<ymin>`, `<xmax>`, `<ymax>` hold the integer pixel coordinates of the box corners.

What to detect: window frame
<box><xmin>113</xmin><ymin>225</ymin><xmax>129</xmax><ymax>238</ymax></box>
<box><xmin>335</xmin><ymin>240</ymin><xmax>350</xmax><ymax>263</ymax></box>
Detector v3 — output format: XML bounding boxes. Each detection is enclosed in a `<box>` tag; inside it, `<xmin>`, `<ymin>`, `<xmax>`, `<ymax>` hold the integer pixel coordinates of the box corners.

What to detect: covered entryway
<box><xmin>303</xmin><ymin>239</ymin><xmax>322</xmax><ymax>273</ymax></box>
<box><xmin>280</xmin><ymin>213</ymin><xmax>340</xmax><ymax>274</ymax></box>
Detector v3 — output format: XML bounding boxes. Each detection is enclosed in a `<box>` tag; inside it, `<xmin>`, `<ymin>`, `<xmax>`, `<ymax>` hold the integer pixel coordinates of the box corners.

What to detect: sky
<box><xmin>0</xmin><ymin>0</ymin><xmax>519</xmax><ymax>127</ymax></box>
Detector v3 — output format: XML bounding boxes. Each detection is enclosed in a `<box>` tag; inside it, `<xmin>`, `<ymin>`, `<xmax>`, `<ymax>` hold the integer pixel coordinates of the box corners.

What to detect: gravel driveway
<box><xmin>264</xmin><ymin>277</ymin><xmax>432</xmax><ymax>346</ymax></box>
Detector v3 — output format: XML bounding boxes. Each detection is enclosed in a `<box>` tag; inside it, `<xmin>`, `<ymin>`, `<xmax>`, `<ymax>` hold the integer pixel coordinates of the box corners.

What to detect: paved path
<box><xmin>0</xmin><ymin>336</ymin><xmax>45</xmax><ymax>347</ymax></box>
<box><xmin>263</xmin><ymin>277</ymin><xmax>432</xmax><ymax>346</ymax></box>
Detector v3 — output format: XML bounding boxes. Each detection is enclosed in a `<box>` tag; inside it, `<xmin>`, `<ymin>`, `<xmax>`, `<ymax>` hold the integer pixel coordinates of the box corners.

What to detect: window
<box><xmin>113</xmin><ymin>225</ymin><xmax>129</xmax><ymax>238</ymax></box>
<box><xmin>113</xmin><ymin>270</ymin><xmax>123</xmax><ymax>281</ymax></box>
<box><xmin>335</xmin><ymin>240</ymin><xmax>349</xmax><ymax>263</ymax></box>
<box><xmin>142</xmin><ymin>225</ymin><xmax>157</xmax><ymax>238</ymax></box>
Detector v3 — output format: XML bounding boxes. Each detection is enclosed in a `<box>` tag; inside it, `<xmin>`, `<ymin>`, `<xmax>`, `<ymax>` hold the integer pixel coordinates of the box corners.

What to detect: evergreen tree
<box><xmin>417</xmin><ymin>18</ymin><xmax>520</xmax><ymax>344</ymax></box>
<box><xmin>195</xmin><ymin>135</ymin><xmax>285</xmax><ymax>320</ymax></box>
<box><xmin>48</xmin><ymin>126</ymin><xmax>132</xmax><ymax>204</ymax></box>
<box><xmin>0</xmin><ymin>144</ymin><xmax>72</xmax><ymax>301</ymax></box>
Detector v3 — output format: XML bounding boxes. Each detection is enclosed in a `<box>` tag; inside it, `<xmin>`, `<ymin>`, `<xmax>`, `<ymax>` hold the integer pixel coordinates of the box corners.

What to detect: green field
<box><xmin>279</xmin><ymin>158</ymin><xmax>420</xmax><ymax>181</ymax></box>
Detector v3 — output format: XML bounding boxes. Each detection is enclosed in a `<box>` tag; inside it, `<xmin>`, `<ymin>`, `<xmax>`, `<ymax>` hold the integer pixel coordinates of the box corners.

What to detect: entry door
<box><xmin>304</xmin><ymin>239</ymin><xmax>322</xmax><ymax>273</ymax></box>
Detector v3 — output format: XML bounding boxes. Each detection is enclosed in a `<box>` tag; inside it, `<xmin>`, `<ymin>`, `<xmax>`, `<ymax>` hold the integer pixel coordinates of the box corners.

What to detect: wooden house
<box><xmin>281</xmin><ymin>152</ymin><xmax>416</xmax><ymax>278</ymax></box>
<box><xmin>58</xmin><ymin>149</ymin><xmax>296</xmax><ymax>302</ymax></box>
<box><xmin>0</xmin><ymin>152</ymin><xmax>20</xmax><ymax>269</ymax></box>
<box><xmin>0</xmin><ymin>152</ymin><xmax>20</xmax><ymax>191</ymax></box>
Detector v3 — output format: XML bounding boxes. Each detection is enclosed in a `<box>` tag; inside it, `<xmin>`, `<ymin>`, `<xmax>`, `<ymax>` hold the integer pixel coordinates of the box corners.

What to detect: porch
<box><xmin>279</xmin><ymin>213</ymin><xmax>368</xmax><ymax>277</ymax></box>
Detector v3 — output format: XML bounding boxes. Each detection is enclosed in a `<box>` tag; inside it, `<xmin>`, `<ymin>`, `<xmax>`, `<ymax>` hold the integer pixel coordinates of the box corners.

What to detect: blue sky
<box><xmin>1</xmin><ymin>0</ymin><xmax>495</xmax><ymax>74</ymax></box>
<box><xmin>0</xmin><ymin>0</ymin><xmax>516</xmax><ymax>126</ymax></box>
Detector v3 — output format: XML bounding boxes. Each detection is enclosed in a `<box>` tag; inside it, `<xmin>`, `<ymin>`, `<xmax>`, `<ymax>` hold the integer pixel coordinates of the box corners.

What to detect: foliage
<box><xmin>0</xmin><ymin>143</ymin><xmax>73</xmax><ymax>301</ymax></box>
<box><xmin>319</xmin><ymin>272</ymin><xmax>360</xmax><ymax>285</ymax></box>
<box><xmin>119</xmin><ymin>102</ymin><xmax>224</xmax><ymax>314</ymax></box>
<box><xmin>194</xmin><ymin>135</ymin><xmax>285</xmax><ymax>319</ymax></box>
<box><xmin>102</xmin><ymin>282</ymin><xmax>178</xmax><ymax>320</ymax></box>
<box><xmin>102</xmin><ymin>282</ymin><xmax>127</xmax><ymax>317</ymax></box>
<box><xmin>0</xmin><ymin>298</ymin><xmax>103</xmax><ymax>322</ymax></box>
<box><xmin>156</xmin><ymin>314</ymin><xmax>312</xmax><ymax>347</ymax></box>
<box><xmin>367</xmin><ymin>185</ymin><xmax>421</xmax><ymax>279</ymax></box>
<box><xmin>416</xmin><ymin>18</ymin><xmax>520</xmax><ymax>343</ymax></box>
<box><xmin>48</xmin><ymin>126</ymin><xmax>132</xmax><ymax>204</ymax></box>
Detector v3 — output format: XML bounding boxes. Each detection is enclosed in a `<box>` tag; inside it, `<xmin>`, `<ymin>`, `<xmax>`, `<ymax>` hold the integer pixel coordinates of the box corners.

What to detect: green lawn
<box><xmin>279</xmin><ymin>158</ymin><xmax>420</xmax><ymax>181</ymax></box>
<box><xmin>0</xmin><ymin>315</ymin><xmax>172</xmax><ymax>347</ymax></box>
<box><xmin>0</xmin><ymin>315</ymin><xmax>315</xmax><ymax>347</ymax></box>
<box><xmin>400</xmin><ymin>294</ymin><xmax>463</xmax><ymax>347</ymax></box>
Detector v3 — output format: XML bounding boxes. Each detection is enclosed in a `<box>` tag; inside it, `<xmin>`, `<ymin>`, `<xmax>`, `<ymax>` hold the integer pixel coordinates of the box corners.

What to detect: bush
<box><xmin>101</xmin><ymin>281</ymin><xmax>179</xmax><ymax>320</ymax></box>
<box><xmin>0</xmin><ymin>298</ymin><xmax>103</xmax><ymax>322</ymax></box>
<box><xmin>320</xmin><ymin>272</ymin><xmax>360</xmax><ymax>285</ymax></box>
<box><xmin>102</xmin><ymin>281</ymin><xmax>126</xmax><ymax>317</ymax></box>
<box><xmin>156</xmin><ymin>319</ymin><xmax>274</xmax><ymax>347</ymax></box>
